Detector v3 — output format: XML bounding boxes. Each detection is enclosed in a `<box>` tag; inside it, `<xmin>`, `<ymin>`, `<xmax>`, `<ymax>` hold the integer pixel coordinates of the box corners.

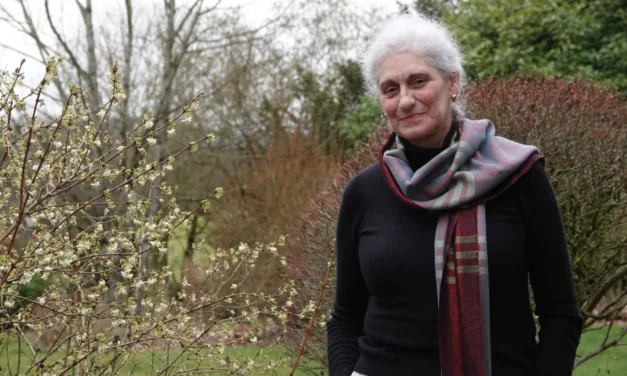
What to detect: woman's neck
<box><xmin>405</xmin><ymin>113</ymin><xmax>453</xmax><ymax>149</ymax></box>
<box><xmin>399</xmin><ymin>117</ymin><xmax>457</xmax><ymax>171</ymax></box>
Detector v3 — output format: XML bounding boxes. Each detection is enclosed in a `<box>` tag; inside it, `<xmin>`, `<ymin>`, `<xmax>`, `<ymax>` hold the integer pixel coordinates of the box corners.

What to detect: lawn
<box><xmin>166</xmin><ymin>216</ymin><xmax>216</xmax><ymax>283</ymax></box>
<box><xmin>574</xmin><ymin>326</ymin><xmax>627</xmax><ymax>376</ymax></box>
<box><xmin>0</xmin><ymin>341</ymin><xmax>314</xmax><ymax>376</ymax></box>
<box><xmin>1</xmin><ymin>327</ymin><xmax>624</xmax><ymax>375</ymax></box>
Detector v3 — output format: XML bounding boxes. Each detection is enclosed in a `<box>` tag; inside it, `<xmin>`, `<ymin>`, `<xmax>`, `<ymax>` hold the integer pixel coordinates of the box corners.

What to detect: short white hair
<box><xmin>360</xmin><ymin>12</ymin><xmax>466</xmax><ymax>117</ymax></box>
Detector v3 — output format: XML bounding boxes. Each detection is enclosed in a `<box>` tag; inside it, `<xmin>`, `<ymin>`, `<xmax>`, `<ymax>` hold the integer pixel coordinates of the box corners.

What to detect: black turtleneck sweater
<box><xmin>326</xmin><ymin>124</ymin><xmax>582</xmax><ymax>376</ymax></box>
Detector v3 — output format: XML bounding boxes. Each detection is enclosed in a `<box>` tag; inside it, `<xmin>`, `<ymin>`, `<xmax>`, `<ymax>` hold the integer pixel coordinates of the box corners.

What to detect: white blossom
<box><xmin>121</xmin><ymin>271</ymin><xmax>133</xmax><ymax>279</ymax></box>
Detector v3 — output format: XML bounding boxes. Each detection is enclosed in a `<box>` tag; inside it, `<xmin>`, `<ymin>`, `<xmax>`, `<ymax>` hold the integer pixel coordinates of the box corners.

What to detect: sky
<box><xmin>0</xmin><ymin>0</ymin><xmax>398</xmax><ymax>73</ymax></box>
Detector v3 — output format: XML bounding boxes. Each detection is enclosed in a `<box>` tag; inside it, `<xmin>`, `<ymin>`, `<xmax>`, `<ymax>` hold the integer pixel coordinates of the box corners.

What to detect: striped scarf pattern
<box><xmin>380</xmin><ymin>118</ymin><xmax>540</xmax><ymax>376</ymax></box>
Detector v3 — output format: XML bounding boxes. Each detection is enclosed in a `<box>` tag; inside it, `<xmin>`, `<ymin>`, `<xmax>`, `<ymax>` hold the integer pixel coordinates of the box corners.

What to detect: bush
<box><xmin>210</xmin><ymin>130</ymin><xmax>341</xmax><ymax>298</ymax></box>
<box><xmin>466</xmin><ymin>77</ymin><xmax>627</xmax><ymax>367</ymax></box>
<box><xmin>285</xmin><ymin>77</ymin><xmax>627</xmax><ymax>372</ymax></box>
<box><xmin>0</xmin><ymin>60</ymin><xmax>295</xmax><ymax>375</ymax></box>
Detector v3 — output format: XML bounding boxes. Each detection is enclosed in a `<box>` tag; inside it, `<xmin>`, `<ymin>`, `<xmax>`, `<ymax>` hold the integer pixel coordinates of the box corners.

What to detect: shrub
<box><xmin>466</xmin><ymin>77</ymin><xmax>627</xmax><ymax>367</ymax></box>
<box><xmin>210</xmin><ymin>130</ymin><xmax>341</xmax><ymax>298</ymax></box>
<box><xmin>0</xmin><ymin>59</ymin><xmax>294</xmax><ymax>375</ymax></box>
<box><xmin>285</xmin><ymin>77</ymin><xmax>627</xmax><ymax>372</ymax></box>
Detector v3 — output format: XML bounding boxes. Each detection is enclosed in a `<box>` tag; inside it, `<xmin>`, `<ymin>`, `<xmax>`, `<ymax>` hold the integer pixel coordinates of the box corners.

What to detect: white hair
<box><xmin>360</xmin><ymin>12</ymin><xmax>466</xmax><ymax>117</ymax></box>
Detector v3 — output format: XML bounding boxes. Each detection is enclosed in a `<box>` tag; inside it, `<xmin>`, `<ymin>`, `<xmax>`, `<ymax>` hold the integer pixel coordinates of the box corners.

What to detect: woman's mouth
<box><xmin>399</xmin><ymin>113</ymin><xmax>423</xmax><ymax>121</ymax></box>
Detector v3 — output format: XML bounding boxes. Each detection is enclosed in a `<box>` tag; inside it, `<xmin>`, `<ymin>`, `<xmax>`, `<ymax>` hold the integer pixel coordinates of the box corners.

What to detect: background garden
<box><xmin>0</xmin><ymin>0</ymin><xmax>625</xmax><ymax>375</ymax></box>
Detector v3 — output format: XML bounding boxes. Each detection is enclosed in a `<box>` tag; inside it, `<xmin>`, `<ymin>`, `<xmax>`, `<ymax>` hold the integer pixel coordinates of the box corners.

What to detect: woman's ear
<box><xmin>449</xmin><ymin>72</ymin><xmax>461</xmax><ymax>96</ymax></box>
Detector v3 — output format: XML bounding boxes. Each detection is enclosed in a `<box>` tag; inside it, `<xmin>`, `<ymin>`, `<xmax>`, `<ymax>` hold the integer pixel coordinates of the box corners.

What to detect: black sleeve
<box><xmin>519</xmin><ymin>161</ymin><xmax>583</xmax><ymax>376</ymax></box>
<box><xmin>326</xmin><ymin>176</ymin><xmax>370</xmax><ymax>376</ymax></box>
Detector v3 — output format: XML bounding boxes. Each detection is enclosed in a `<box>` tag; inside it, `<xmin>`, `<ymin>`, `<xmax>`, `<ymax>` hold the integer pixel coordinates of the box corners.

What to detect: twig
<box><xmin>289</xmin><ymin>248</ymin><xmax>336</xmax><ymax>376</ymax></box>
<box><xmin>574</xmin><ymin>326</ymin><xmax>627</xmax><ymax>367</ymax></box>
<box><xmin>16</xmin><ymin>325</ymin><xmax>36</xmax><ymax>357</ymax></box>
<box><xmin>0</xmin><ymin>74</ymin><xmax>45</xmax><ymax>287</ymax></box>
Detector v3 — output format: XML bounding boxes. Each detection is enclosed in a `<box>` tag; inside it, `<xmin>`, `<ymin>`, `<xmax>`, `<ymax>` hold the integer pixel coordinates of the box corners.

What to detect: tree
<box><xmin>442</xmin><ymin>0</ymin><xmax>627</xmax><ymax>93</ymax></box>
<box><xmin>398</xmin><ymin>0</ymin><xmax>456</xmax><ymax>19</ymax></box>
<box><xmin>0</xmin><ymin>0</ymin><xmax>285</xmax><ymax>304</ymax></box>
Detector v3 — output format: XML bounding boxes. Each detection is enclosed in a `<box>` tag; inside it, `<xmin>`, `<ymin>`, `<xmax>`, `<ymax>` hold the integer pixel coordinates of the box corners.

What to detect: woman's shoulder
<box><xmin>517</xmin><ymin>158</ymin><xmax>550</xmax><ymax>187</ymax></box>
<box><xmin>512</xmin><ymin>157</ymin><xmax>560</xmax><ymax>206</ymax></box>
<box><xmin>342</xmin><ymin>161</ymin><xmax>384</xmax><ymax>197</ymax></box>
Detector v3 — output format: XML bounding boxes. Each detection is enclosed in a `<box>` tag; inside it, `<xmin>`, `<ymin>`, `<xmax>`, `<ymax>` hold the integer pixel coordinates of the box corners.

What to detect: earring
<box><xmin>452</xmin><ymin>94</ymin><xmax>457</xmax><ymax>102</ymax></box>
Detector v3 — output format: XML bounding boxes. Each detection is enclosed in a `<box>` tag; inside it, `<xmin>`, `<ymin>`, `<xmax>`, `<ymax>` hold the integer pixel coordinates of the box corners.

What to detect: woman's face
<box><xmin>377</xmin><ymin>51</ymin><xmax>459</xmax><ymax>148</ymax></box>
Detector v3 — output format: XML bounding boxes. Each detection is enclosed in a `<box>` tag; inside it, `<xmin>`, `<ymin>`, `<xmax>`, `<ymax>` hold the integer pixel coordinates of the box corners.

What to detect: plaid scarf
<box><xmin>380</xmin><ymin>118</ymin><xmax>540</xmax><ymax>376</ymax></box>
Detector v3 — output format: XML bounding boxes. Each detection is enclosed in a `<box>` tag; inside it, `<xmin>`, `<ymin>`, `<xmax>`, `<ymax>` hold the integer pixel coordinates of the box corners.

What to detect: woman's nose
<box><xmin>398</xmin><ymin>89</ymin><xmax>415</xmax><ymax>112</ymax></box>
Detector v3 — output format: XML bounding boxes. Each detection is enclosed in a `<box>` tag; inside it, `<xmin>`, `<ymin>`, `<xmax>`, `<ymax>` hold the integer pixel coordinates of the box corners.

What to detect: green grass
<box><xmin>0</xmin><ymin>342</ymin><xmax>314</xmax><ymax>376</ymax></box>
<box><xmin>1</xmin><ymin>328</ymin><xmax>624</xmax><ymax>375</ymax></box>
<box><xmin>574</xmin><ymin>326</ymin><xmax>627</xmax><ymax>376</ymax></box>
<box><xmin>166</xmin><ymin>216</ymin><xmax>216</xmax><ymax>282</ymax></box>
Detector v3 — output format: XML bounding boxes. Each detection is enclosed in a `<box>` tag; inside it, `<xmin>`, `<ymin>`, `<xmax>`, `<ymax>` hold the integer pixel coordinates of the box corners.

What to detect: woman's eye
<box><xmin>412</xmin><ymin>78</ymin><xmax>426</xmax><ymax>85</ymax></box>
<box><xmin>384</xmin><ymin>87</ymin><xmax>397</xmax><ymax>95</ymax></box>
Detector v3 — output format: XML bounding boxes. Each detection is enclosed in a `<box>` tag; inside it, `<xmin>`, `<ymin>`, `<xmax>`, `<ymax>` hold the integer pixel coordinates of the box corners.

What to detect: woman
<box><xmin>326</xmin><ymin>13</ymin><xmax>583</xmax><ymax>376</ymax></box>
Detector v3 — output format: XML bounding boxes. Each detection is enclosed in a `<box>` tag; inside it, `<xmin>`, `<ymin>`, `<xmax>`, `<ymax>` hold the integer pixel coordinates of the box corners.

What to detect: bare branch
<box><xmin>1</xmin><ymin>1</ymin><xmax>69</xmax><ymax>103</ymax></box>
<box><xmin>172</xmin><ymin>0</ymin><xmax>207</xmax><ymax>38</ymax></box>
<box><xmin>575</xmin><ymin>326</ymin><xmax>627</xmax><ymax>367</ymax></box>
<box><xmin>0</xmin><ymin>43</ymin><xmax>43</xmax><ymax>67</ymax></box>
<box><xmin>120</xmin><ymin>0</ymin><xmax>134</xmax><ymax>137</ymax></box>
<box><xmin>44</xmin><ymin>0</ymin><xmax>87</xmax><ymax>78</ymax></box>
<box><xmin>583</xmin><ymin>265</ymin><xmax>627</xmax><ymax>314</ymax></box>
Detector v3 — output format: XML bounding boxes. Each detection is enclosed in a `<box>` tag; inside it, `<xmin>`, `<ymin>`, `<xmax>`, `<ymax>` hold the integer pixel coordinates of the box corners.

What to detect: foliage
<box><xmin>337</xmin><ymin>95</ymin><xmax>384</xmax><ymax>152</ymax></box>
<box><xmin>207</xmin><ymin>58</ymin><xmax>381</xmax><ymax>297</ymax></box>
<box><xmin>0</xmin><ymin>60</ymin><xmax>297</xmax><ymax>375</ymax></box>
<box><xmin>284</xmin><ymin>77</ymin><xmax>627</xmax><ymax>372</ymax></box>
<box><xmin>443</xmin><ymin>0</ymin><xmax>627</xmax><ymax>93</ymax></box>
<box><xmin>210</xmin><ymin>130</ymin><xmax>341</xmax><ymax>301</ymax></box>
<box><xmin>397</xmin><ymin>0</ymin><xmax>456</xmax><ymax>19</ymax></box>
<box><xmin>258</xmin><ymin>59</ymin><xmax>371</xmax><ymax>153</ymax></box>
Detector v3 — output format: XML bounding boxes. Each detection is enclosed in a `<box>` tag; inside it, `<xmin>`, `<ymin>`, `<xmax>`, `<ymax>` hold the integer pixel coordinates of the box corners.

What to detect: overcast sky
<box><xmin>0</xmin><ymin>0</ymin><xmax>397</xmax><ymax>73</ymax></box>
